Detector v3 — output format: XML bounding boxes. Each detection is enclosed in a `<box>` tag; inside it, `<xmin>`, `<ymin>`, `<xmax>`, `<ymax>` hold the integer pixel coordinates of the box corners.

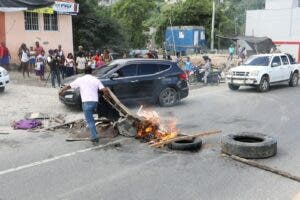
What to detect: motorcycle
<box><xmin>189</xmin><ymin>67</ymin><xmax>221</xmax><ymax>85</ymax></box>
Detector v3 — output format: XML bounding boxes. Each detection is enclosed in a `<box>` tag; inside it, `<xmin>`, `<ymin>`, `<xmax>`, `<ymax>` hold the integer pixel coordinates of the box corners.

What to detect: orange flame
<box><xmin>136</xmin><ymin>107</ymin><xmax>179</xmax><ymax>143</ymax></box>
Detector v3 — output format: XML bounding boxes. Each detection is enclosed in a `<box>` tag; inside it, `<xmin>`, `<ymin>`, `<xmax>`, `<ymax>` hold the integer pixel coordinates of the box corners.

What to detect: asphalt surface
<box><xmin>1</xmin><ymin>83</ymin><xmax>300</xmax><ymax>200</ymax></box>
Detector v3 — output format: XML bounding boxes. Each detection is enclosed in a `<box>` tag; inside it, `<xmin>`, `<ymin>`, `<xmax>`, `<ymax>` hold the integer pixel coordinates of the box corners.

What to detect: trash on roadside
<box><xmin>12</xmin><ymin>113</ymin><xmax>67</xmax><ymax>131</ymax></box>
<box><xmin>24</xmin><ymin>112</ymin><xmax>50</xmax><ymax>120</ymax></box>
<box><xmin>66</xmin><ymin>118</ymin><xmax>119</xmax><ymax>141</ymax></box>
<box><xmin>41</xmin><ymin>88</ymin><xmax>221</xmax><ymax>150</ymax></box>
<box><xmin>12</xmin><ymin>119</ymin><xmax>42</xmax><ymax>130</ymax></box>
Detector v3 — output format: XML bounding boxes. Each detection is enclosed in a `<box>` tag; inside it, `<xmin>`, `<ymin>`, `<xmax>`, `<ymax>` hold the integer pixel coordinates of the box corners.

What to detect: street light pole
<box><xmin>210</xmin><ymin>0</ymin><xmax>215</xmax><ymax>51</ymax></box>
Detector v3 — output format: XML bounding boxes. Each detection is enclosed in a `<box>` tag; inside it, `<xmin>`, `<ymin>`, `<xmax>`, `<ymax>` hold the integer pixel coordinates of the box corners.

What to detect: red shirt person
<box><xmin>34</xmin><ymin>41</ymin><xmax>44</xmax><ymax>56</ymax></box>
<box><xmin>0</xmin><ymin>42</ymin><xmax>4</xmax><ymax>62</ymax></box>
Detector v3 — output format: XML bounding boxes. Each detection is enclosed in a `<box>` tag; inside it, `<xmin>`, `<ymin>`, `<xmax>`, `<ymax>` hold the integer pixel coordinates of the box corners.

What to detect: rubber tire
<box><xmin>158</xmin><ymin>87</ymin><xmax>178</xmax><ymax>107</ymax></box>
<box><xmin>0</xmin><ymin>87</ymin><xmax>4</xmax><ymax>93</ymax></box>
<box><xmin>228</xmin><ymin>83</ymin><xmax>240</xmax><ymax>90</ymax></box>
<box><xmin>221</xmin><ymin>132</ymin><xmax>277</xmax><ymax>159</ymax></box>
<box><xmin>167</xmin><ymin>137</ymin><xmax>202</xmax><ymax>151</ymax></box>
<box><xmin>289</xmin><ymin>72</ymin><xmax>299</xmax><ymax>87</ymax></box>
<box><xmin>257</xmin><ymin>76</ymin><xmax>270</xmax><ymax>92</ymax></box>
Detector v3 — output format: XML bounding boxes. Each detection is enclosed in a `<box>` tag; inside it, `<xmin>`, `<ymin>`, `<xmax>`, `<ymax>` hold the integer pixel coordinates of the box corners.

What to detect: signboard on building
<box><xmin>26</xmin><ymin>1</ymin><xmax>79</xmax><ymax>15</ymax></box>
<box><xmin>53</xmin><ymin>1</ymin><xmax>79</xmax><ymax>15</ymax></box>
<box><xmin>27</xmin><ymin>7</ymin><xmax>54</xmax><ymax>14</ymax></box>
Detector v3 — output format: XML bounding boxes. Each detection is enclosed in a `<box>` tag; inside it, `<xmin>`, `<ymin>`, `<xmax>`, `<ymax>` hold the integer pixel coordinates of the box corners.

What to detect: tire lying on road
<box><xmin>221</xmin><ymin>132</ymin><xmax>277</xmax><ymax>159</ymax></box>
<box><xmin>167</xmin><ymin>137</ymin><xmax>202</xmax><ymax>151</ymax></box>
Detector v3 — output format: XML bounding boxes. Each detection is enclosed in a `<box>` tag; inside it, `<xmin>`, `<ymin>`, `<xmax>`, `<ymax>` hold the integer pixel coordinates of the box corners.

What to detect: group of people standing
<box><xmin>19</xmin><ymin>41</ymin><xmax>48</xmax><ymax>80</ymax></box>
<box><xmin>228</xmin><ymin>44</ymin><xmax>247</xmax><ymax>62</ymax></box>
<box><xmin>18</xmin><ymin>42</ymin><xmax>113</xmax><ymax>88</ymax></box>
<box><xmin>75</xmin><ymin>46</ymin><xmax>113</xmax><ymax>73</ymax></box>
<box><xmin>180</xmin><ymin>56</ymin><xmax>212</xmax><ymax>84</ymax></box>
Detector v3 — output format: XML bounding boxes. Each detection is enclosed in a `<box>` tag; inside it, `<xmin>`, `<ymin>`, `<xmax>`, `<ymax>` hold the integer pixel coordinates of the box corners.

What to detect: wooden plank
<box><xmin>150</xmin><ymin>130</ymin><xmax>222</xmax><ymax>148</ymax></box>
<box><xmin>44</xmin><ymin>119</ymin><xmax>83</xmax><ymax>130</ymax></box>
<box><xmin>103</xmin><ymin>88</ymin><xmax>143</xmax><ymax>122</ymax></box>
<box><xmin>66</xmin><ymin>137</ymin><xmax>90</xmax><ymax>141</ymax></box>
<box><xmin>223</xmin><ymin>154</ymin><xmax>300</xmax><ymax>183</ymax></box>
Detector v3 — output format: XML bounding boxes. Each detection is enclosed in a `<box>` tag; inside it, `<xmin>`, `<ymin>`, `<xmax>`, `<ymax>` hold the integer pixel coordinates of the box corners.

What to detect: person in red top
<box><xmin>1</xmin><ymin>42</ymin><xmax>10</xmax><ymax>69</ymax></box>
<box><xmin>0</xmin><ymin>42</ymin><xmax>4</xmax><ymax>65</ymax></box>
<box><xmin>34</xmin><ymin>41</ymin><xmax>44</xmax><ymax>56</ymax></box>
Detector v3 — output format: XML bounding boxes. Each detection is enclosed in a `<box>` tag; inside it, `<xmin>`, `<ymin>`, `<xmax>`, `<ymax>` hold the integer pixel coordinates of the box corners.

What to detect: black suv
<box><xmin>59</xmin><ymin>59</ymin><xmax>189</xmax><ymax>107</ymax></box>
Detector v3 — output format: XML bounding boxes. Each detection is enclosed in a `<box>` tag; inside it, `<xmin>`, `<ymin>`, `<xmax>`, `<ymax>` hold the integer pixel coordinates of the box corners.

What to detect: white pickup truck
<box><xmin>0</xmin><ymin>66</ymin><xmax>9</xmax><ymax>92</ymax></box>
<box><xmin>227</xmin><ymin>53</ymin><xmax>300</xmax><ymax>92</ymax></box>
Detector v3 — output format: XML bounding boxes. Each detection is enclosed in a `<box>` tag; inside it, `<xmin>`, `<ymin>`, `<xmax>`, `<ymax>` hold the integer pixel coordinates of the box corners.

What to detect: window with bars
<box><xmin>24</xmin><ymin>12</ymin><xmax>39</xmax><ymax>30</ymax></box>
<box><xmin>43</xmin><ymin>13</ymin><xmax>58</xmax><ymax>31</ymax></box>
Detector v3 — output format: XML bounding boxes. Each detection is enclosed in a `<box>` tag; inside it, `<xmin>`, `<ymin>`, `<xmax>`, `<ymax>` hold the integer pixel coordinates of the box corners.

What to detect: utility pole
<box><xmin>169</xmin><ymin>17</ymin><xmax>176</xmax><ymax>56</ymax></box>
<box><xmin>210</xmin><ymin>0</ymin><xmax>215</xmax><ymax>51</ymax></box>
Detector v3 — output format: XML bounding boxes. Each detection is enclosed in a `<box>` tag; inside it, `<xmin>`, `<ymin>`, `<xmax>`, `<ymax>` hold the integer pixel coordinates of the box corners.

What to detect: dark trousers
<box><xmin>51</xmin><ymin>70</ymin><xmax>61</xmax><ymax>87</ymax></box>
<box><xmin>65</xmin><ymin>67</ymin><xmax>75</xmax><ymax>77</ymax></box>
<box><xmin>59</xmin><ymin>66</ymin><xmax>66</xmax><ymax>79</ymax></box>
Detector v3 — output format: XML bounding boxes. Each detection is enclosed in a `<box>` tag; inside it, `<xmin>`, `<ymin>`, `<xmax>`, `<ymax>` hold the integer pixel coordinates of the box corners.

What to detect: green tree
<box><xmin>152</xmin><ymin>0</ymin><xmax>265</xmax><ymax>49</ymax></box>
<box><xmin>112</xmin><ymin>0</ymin><xmax>156</xmax><ymax>48</ymax></box>
<box><xmin>154</xmin><ymin>0</ymin><xmax>229</xmax><ymax>48</ymax></box>
<box><xmin>224</xmin><ymin>0</ymin><xmax>265</xmax><ymax>35</ymax></box>
<box><xmin>73</xmin><ymin>0</ymin><xmax>127</xmax><ymax>52</ymax></box>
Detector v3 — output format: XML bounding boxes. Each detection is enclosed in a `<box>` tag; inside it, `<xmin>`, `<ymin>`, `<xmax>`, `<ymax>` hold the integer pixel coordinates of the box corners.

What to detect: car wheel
<box><xmin>167</xmin><ymin>137</ymin><xmax>202</xmax><ymax>151</ymax></box>
<box><xmin>0</xmin><ymin>87</ymin><xmax>5</xmax><ymax>93</ymax></box>
<box><xmin>158</xmin><ymin>87</ymin><xmax>178</xmax><ymax>107</ymax></box>
<box><xmin>221</xmin><ymin>132</ymin><xmax>277</xmax><ymax>159</ymax></box>
<box><xmin>228</xmin><ymin>83</ymin><xmax>240</xmax><ymax>90</ymax></box>
<box><xmin>289</xmin><ymin>72</ymin><xmax>299</xmax><ymax>87</ymax></box>
<box><xmin>257</xmin><ymin>76</ymin><xmax>270</xmax><ymax>92</ymax></box>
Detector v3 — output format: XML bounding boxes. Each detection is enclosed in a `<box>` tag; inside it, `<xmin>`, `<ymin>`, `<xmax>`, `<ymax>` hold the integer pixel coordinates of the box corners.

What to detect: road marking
<box><xmin>0</xmin><ymin>139</ymin><xmax>125</xmax><ymax>176</ymax></box>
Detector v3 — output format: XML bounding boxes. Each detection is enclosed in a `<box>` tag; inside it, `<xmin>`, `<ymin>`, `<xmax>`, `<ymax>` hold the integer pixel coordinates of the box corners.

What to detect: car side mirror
<box><xmin>110</xmin><ymin>73</ymin><xmax>119</xmax><ymax>79</ymax></box>
<box><xmin>272</xmin><ymin>62</ymin><xmax>279</xmax><ymax>67</ymax></box>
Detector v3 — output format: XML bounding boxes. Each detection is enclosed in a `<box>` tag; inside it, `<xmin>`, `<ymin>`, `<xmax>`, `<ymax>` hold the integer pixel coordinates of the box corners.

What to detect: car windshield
<box><xmin>244</xmin><ymin>56</ymin><xmax>271</xmax><ymax>66</ymax></box>
<box><xmin>92</xmin><ymin>62</ymin><xmax>119</xmax><ymax>77</ymax></box>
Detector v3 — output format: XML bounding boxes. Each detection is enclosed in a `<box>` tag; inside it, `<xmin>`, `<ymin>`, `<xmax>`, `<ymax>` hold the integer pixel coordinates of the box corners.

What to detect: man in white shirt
<box><xmin>59</xmin><ymin>71</ymin><xmax>109</xmax><ymax>143</ymax></box>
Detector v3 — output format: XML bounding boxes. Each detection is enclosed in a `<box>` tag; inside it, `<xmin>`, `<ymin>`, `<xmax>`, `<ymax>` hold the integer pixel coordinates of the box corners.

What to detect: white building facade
<box><xmin>246</xmin><ymin>0</ymin><xmax>300</xmax><ymax>61</ymax></box>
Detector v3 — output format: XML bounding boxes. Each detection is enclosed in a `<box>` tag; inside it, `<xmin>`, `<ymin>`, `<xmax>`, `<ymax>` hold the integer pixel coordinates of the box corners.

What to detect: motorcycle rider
<box><xmin>202</xmin><ymin>56</ymin><xmax>212</xmax><ymax>84</ymax></box>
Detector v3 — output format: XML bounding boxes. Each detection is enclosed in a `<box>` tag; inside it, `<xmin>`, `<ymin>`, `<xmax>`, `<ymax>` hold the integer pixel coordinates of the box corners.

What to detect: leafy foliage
<box><xmin>152</xmin><ymin>0</ymin><xmax>265</xmax><ymax>48</ymax></box>
<box><xmin>112</xmin><ymin>0</ymin><xmax>156</xmax><ymax>48</ymax></box>
<box><xmin>73</xmin><ymin>0</ymin><xmax>127</xmax><ymax>52</ymax></box>
<box><xmin>72</xmin><ymin>0</ymin><xmax>265</xmax><ymax>50</ymax></box>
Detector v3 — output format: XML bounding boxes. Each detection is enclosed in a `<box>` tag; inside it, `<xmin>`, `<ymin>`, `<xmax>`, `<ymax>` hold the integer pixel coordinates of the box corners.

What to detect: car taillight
<box><xmin>178</xmin><ymin>73</ymin><xmax>187</xmax><ymax>80</ymax></box>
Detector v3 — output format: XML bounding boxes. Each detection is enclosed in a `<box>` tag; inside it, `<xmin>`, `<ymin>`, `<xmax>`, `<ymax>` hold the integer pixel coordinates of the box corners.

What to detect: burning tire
<box><xmin>221</xmin><ymin>132</ymin><xmax>277</xmax><ymax>159</ymax></box>
<box><xmin>167</xmin><ymin>137</ymin><xmax>202</xmax><ymax>151</ymax></box>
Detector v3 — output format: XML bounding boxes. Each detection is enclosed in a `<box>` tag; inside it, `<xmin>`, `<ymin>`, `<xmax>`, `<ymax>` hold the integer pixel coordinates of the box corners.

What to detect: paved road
<box><xmin>1</xmin><ymin>83</ymin><xmax>300</xmax><ymax>200</ymax></box>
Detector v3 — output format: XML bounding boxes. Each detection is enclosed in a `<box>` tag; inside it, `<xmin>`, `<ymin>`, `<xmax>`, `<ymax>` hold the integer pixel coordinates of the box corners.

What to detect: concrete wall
<box><xmin>5</xmin><ymin>12</ymin><xmax>74</xmax><ymax>64</ymax></box>
<box><xmin>0</xmin><ymin>12</ymin><xmax>5</xmax><ymax>43</ymax></box>
<box><xmin>246</xmin><ymin>7</ymin><xmax>300</xmax><ymax>61</ymax></box>
<box><xmin>265</xmin><ymin>0</ymin><xmax>297</xmax><ymax>10</ymax></box>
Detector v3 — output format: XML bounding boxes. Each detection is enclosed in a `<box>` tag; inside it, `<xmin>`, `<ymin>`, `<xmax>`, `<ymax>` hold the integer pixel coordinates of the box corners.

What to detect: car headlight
<box><xmin>228</xmin><ymin>70</ymin><xmax>233</xmax><ymax>76</ymax></box>
<box><xmin>250</xmin><ymin>70</ymin><xmax>259</xmax><ymax>76</ymax></box>
<box><xmin>3</xmin><ymin>69</ymin><xmax>8</xmax><ymax>76</ymax></box>
<box><xmin>65</xmin><ymin>94</ymin><xmax>73</xmax><ymax>99</ymax></box>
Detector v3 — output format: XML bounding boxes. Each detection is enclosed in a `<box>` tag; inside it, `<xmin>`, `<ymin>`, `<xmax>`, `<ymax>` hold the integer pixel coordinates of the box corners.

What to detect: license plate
<box><xmin>233</xmin><ymin>80</ymin><xmax>244</xmax><ymax>84</ymax></box>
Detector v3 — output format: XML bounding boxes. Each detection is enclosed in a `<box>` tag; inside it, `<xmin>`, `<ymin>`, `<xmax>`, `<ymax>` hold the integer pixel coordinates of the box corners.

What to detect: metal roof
<box><xmin>0</xmin><ymin>0</ymin><xmax>54</xmax><ymax>9</ymax></box>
